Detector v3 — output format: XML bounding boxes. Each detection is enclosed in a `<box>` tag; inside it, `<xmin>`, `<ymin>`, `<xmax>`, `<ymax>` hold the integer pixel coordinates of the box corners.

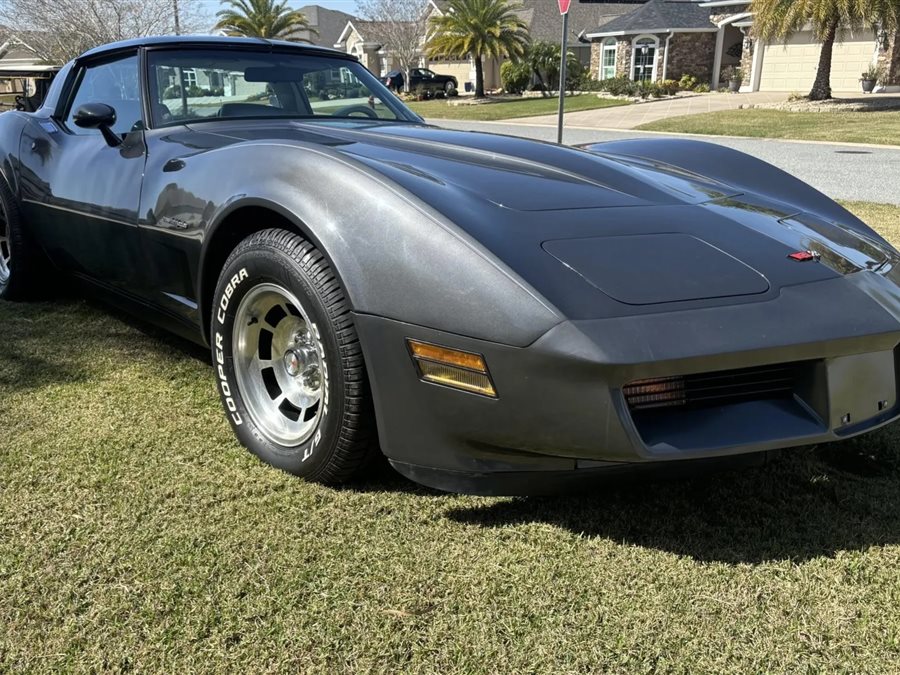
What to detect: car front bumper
<box><xmin>355</xmin><ymin>271</ymin><xmax>900</xmax><ymax>495</ymax></box>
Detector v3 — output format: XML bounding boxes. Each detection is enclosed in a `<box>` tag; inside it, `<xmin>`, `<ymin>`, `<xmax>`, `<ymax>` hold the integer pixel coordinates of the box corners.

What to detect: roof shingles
<box><xmin>586</xmin><ymin>0</ymin><xmax>715</xmax><ymax>36</ymax></box>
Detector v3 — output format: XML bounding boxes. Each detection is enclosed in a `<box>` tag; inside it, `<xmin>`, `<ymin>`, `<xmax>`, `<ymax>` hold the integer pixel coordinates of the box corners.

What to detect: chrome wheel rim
<box><xmin>232</xmin><ymin>283</ymin><xmax>326</xmax><ymax>447</ymax></box>
<box><xmin>0</xmin><ymin>203</ymin><xmax>10</xmax><ymax>285</ymax></box>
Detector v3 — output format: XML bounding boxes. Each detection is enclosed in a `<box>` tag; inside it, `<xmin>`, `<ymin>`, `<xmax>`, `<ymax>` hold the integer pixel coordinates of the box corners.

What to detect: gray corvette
<box><xmin>1</xmin><ymin>36</ymin><xmax>899</xmax><ymax>495</ymax></box>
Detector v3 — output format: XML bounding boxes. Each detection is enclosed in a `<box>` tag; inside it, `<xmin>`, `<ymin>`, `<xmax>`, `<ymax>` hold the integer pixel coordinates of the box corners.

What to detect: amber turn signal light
<box><xmin>407</xmin><ymin>339</ymin><xmax>497</xmax><ymax>397</ymax></box>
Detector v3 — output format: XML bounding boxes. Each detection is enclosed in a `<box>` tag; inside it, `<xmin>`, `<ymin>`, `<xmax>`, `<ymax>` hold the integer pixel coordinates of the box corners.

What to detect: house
<box><xmin>422</xmin><ymin>0</ymin><xmax>639</xmax><ymax>91</ymax></box>
<box><xmin>584</xmin><ymin>0</ymin><xmax>900</xmax><ymax>92</ymax></box>
<box><xmin>334</xmin><ymin>20</ymin><xmax>411</xmax><ymax>76</ymax></box>
<box><xmin>335</xmin><ymin>1</ymin><xmax>640</xmax><ymax>92</ymax></box>
<box><xmin>293</xmin><ymin>5</ymin><xmax>357</xmax><ymax>49</ymax></box>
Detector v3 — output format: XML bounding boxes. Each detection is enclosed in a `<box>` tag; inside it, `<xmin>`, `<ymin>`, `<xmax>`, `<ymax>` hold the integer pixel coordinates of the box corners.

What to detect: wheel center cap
<box><xmin>283</xmin><ymin>350</ymin><xmax>303</xmax><ymax>377</ymax></box>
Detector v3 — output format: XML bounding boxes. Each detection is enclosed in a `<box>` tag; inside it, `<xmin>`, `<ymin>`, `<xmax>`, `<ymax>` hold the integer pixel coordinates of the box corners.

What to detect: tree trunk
<box><xmin>809</xmin><ymin>19</ymin><xmax>838</xmax><ymax>101</ymax></box>
<box><xmin>474</xmin><ymin>54</ymin><xmax>485</xmax><ymax>98</ymax></box>
<box><xmin>533</xmin><ymin>68</ymin><xmax>546</xmax><ymax>95</ymax></box>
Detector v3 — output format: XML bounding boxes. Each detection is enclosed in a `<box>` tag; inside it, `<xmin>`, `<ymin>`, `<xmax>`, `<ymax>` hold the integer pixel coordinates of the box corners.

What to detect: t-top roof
<box><xmin>78</xmin><ymin>35</ymin><xmax>349</xmax><ymax>61</ymax></box>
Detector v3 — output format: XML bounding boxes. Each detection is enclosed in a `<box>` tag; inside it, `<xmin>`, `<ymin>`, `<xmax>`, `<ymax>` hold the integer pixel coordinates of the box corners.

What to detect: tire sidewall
<box><xmin>212</xmin><ymin>245</ymin><xmax>344</xmax><ymax>478</ymax></box>
<box><xmin>0</xmin><ymin>181</ymin><xmax>20</xmax><ymax>299</ymax></box>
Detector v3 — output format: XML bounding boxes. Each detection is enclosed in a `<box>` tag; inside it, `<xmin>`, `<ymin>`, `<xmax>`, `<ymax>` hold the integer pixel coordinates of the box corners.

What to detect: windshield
<box><xmin>147</xmin><ymin>49</ymin><xmax>416</xmax><ymax>126</ymax></box>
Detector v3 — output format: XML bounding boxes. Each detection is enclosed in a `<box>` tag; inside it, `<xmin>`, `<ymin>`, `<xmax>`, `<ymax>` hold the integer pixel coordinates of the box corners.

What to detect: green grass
<box><xmin>3</xmin><ymin>202</ymin><xmax>900</xmax><ymax>671</ymax></box>
<box><xmin>841</xmin><ymin>201</ymin><xmax>900</xmax><ymax>242</ymax></box>
<box><xmin>407</xmin><ymin>94</ymin><xmax>629</xmax><ymax>121</ymax></box>
<box><xmin>637</xmin><ymin>109</ymin><xmax>900</xmax><ymax>146</ymax></box>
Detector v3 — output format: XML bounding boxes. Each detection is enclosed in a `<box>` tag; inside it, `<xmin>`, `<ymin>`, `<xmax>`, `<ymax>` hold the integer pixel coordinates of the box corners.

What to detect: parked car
<box><xmin>3</xmin><ymin>36</ymin><xmax>900</xmax><ymax>496</ymax></box>
<box><xmin>383</xmin><ymin>67</ymin><xmax>457</xmax><ymax>94</ymax></box>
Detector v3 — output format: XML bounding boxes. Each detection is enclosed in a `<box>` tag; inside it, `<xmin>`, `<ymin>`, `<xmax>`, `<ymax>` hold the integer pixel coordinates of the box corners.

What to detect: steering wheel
<box><xmin>332</xmin><ymin>104</ymin><xmax>378</xmax><ymax>119</ymax></box>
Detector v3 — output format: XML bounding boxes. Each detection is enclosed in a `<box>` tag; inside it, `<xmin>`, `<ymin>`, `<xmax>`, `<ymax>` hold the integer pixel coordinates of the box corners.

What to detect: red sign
<box><xmin>558</xmin><ymin>0</ymin><xmax>571</xmax><ymax>14</ymax></box>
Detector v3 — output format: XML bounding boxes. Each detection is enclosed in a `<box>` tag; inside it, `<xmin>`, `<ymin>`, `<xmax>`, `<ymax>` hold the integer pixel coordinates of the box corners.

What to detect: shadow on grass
<box><xmin>0</xmin><ymin>294</ymin><xmax>209</xmax><ymax>394</ymax></box>
<box><xmin>446</xmin><ymin>432</ymin><xmax>900</xmax><ymax>564</ymax></box>
<box><xmin>0</xmin><ymin>297</ymin><xmax>91</xmax><ymax>391</ymax></box>
<box><xmin>7</xmin><ymin>297</ymin><xmax>900</xmax><ymax>563</ymax></box>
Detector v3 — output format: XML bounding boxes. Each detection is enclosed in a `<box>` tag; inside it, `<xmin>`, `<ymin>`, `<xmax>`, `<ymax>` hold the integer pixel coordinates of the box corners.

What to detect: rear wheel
<box><xmin>212</xmin><ymin>228</ymin><xmax>378</xmax><ymax>484</ymax></box>
<box><xmin>0</xmin><ymin>178</ymin><xmax>43</xmax><ymax>300</ymax></box>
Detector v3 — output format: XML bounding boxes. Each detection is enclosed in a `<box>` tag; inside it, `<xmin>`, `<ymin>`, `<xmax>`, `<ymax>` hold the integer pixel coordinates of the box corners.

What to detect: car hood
<box><xmin>199</xmin><ymin>119</ymin><xmax>741</xmax><ymax>211</ymax></box>
<box><xmin>194</xmin><ymin>120</ymin><xmax>898</xmax><ymax>318</ymax></box>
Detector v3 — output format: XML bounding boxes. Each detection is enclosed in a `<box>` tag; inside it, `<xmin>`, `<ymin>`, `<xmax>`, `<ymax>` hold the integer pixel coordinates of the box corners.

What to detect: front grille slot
<box><xmin>624</xmin><ymin>363</ymin><xmax>800</xmax><ymax>412</ymax></box>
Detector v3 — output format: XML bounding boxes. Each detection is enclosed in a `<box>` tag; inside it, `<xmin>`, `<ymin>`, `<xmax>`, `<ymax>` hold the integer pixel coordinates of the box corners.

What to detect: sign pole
<box><xmin>556</xmin><ymin>8</ymin><xmax>569</xmax><ymax>144</ymax></box>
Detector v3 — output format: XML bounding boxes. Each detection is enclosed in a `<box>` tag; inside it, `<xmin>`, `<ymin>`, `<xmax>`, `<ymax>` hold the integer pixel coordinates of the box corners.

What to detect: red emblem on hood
<box><xmin>787</xmin><ymin>250</ymin><xmax>819</xmax><ymax>262</ymax></box>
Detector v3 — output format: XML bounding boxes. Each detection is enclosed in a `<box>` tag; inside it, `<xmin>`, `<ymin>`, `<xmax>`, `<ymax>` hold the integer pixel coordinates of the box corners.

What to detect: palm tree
<box><xmin>215</xmin><ymin>0</ymin><xmax>315</xmax><ymax>41</ymax></box>
<box><xmin>750</xmin><ymin>0</ymin><xmax>898</xmax><ymax>100</ymax></box>
<box><xmin>426</xmin><ymin>0</ymin><xmax>530</xmax><ymax>98</ymax></box>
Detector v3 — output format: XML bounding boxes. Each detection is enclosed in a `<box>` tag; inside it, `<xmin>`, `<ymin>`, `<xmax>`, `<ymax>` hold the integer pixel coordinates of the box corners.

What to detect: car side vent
<box><xmin>623</xmin><ymin>363</ymin><xmax>801</xmax><ymax>412</ymax></box>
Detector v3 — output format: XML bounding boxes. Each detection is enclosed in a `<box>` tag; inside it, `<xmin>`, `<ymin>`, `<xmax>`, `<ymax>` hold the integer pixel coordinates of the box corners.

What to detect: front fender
<box><xmin>581</xmin><ymin>138</ymin><xmax>878</xmax><ymax>241</ymax></box>
<box><xmin>141</xmin><ymin>137</ymin><xmax>561</xmax><ymax>347</ymax></box>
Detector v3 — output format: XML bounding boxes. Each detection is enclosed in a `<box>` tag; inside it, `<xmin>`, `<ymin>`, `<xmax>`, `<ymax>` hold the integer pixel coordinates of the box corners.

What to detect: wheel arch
<box><xmin>0</xmin><ymin>110</ymin><xmax>30</xmax><ymax>199</ymax></box>
<box><xmin>198</xmin><ymin>198</ymin><xmax>349</xmax><ymax>346</ymax></box>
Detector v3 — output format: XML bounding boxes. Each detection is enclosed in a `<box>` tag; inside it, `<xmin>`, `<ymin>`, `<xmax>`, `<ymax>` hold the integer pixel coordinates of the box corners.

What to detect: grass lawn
<box><xmin>3</xmin><ymin>202</ymin><xmax>900</xmax><ymax>671</ymax></box>
<box><xmin>407</xmin><ymin>94</ymin><xmax>629</xmax><ymax>122</ymax></box>
<box><xmin>637</xmin><ymin>109</ymin><xmax>900</xmax><ymax>146</ymax></box>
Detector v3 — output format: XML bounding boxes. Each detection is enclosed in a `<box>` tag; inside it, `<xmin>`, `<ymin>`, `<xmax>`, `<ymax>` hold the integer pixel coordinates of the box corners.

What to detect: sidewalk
<box><xmin>512</xmin><ymin>91</ymin><xmax>789</xmax><ymax>129</ymax></box>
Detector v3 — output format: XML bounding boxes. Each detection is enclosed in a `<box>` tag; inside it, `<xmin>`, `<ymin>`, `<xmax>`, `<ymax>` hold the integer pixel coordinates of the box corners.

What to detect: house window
<box><xmin>601</xmin><ymin>39</ymin><xmax>617</xmax><ymax>80</ymax></box>
<box><xmin>183</xmin><ymin>68</ymin><xmax>198</xmax><ymax>88</ymax></box>
<box><xmin>631</xmin><ymin>35</ymin><xmax>658</xmax><ymax>82</ymax></box>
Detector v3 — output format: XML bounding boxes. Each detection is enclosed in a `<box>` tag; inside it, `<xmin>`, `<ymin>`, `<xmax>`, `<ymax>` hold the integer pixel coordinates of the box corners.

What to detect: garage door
<box><xmin>760</xmin><ymin>29</ymin><xmax>876</xmax><ymax>92</ymax></box>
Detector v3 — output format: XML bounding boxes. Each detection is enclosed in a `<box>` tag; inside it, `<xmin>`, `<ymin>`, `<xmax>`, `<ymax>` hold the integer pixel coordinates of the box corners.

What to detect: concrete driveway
<box><xmin>513</xmin><ymin>91</ymin><xmax>788</xmax><ymax>129</ymax></box>
<box><xmin>431</xmin><ymin>119</ymin><xmax>900</xmax><ymax>206</ymax></box>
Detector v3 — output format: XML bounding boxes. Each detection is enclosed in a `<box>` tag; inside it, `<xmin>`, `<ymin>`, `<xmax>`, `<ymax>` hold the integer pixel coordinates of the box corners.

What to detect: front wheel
<box><xmin>445</xmin><ymin>81</ymin><xmax>456</xmax><ymax>94</ymax></box>
<box><xmin>212</xmin><ymin>229</ymin><xmax>378</xmax><ymax>484</ymax></box>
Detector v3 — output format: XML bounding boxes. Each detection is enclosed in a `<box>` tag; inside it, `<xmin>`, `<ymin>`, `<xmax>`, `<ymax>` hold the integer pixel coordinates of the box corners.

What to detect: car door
<box><xmin>409</xmin><ymin>68</ymin><xmax>427</xmax><ymax>90</ymax></box>
<box><xmin>18</xmin><ymin>51</ymin><xmax>147</xmax><ymax>292</ymax></box>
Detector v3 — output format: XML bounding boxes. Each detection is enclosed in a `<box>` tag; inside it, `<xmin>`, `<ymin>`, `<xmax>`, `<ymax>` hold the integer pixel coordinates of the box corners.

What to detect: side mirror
<box><xmin>72</xmin><ymin>102</ymin><xmax>122</xmax><ymax>147</ymax></box>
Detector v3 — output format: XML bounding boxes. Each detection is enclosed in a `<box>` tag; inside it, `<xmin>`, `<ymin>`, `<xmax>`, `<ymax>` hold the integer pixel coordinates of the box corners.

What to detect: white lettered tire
<box><xmin>212</xmin><ymin>229</ymin><xmax>377</xmax><ymax>484</ymax></box>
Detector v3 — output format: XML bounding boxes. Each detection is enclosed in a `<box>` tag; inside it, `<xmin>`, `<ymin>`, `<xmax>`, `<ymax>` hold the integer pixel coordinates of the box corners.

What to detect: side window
<box><xmin>66</xmin><ymin>54</ymin><xmax>141</xmax><ymax>136</ymax></box>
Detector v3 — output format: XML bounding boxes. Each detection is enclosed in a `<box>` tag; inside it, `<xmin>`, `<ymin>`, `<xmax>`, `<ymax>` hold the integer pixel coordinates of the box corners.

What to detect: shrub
<box><xmin>678</xmin><ymin>74</ymin><xmax>698</xmax><ymax>91</ymax></box>
<box><xmin>597</xmin><ymin>76</ymin><xmax>637</xmax><ymax>97</ymax></box>
<box><xmin>565</xmin><ymin>60</ymin><xmax>587</xmax><ymax>92</ymax></box>
<box><xmin>862</xmin><ymin>63</ymin><xmax>885</xmax><ymax>82</ymax></box>
<box><xmin>694</xmin><ymin>83</ymin><xmax>710</xmax><ymax>93</ymax></box>
<box><xmin>723</xmin><ymin>65</ymin><xmax>744</xmax><ymax>83</ymax></box>
<box><xmin>596</xmin><ymin>77</ymin><xmax>681</xmax><ymax>98</ymax></box>
<box><xmin>636</xmin><ymin>81</ymin><xmax>656</xmax><ymax>99</ymax></box>
<box><xmin>501</xmin><ymin>60</ymin><xmax>531</xmax><ymax>95</ymax></box>
<box><xmin>658</xmin><ymin>79</ymin><xmax>680</xmax><ymax>96</ymax></box>
<box><xmin>163</xmin><ymin>84</ymin><xmax>208</xmax><ymax>98</ymax></box>
<box><xmin>578</xmin><ymin>78</ymin><xmax>605</xmax><ymax>92</ymax></box>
